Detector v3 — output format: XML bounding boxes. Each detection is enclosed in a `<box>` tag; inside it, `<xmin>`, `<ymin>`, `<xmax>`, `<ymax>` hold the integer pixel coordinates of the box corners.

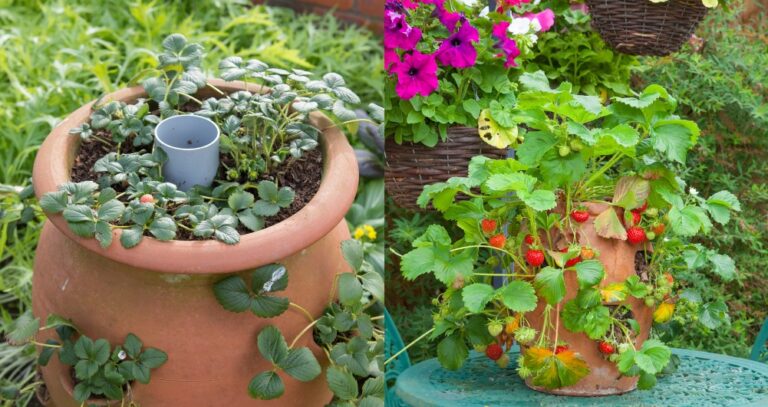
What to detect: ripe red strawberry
<box><xmin>140</xmin><ymin>194</ymin><xmax>155</xmax><ymax>204</ymax></box>
<box><xmin>525</xmin><ymin>249</ymin><xmax>545</xmax><ymax>267</ymax></box>
<box><xmin>581</xmin><ymin>247</ymin><xmax>595</xmax><ymax>260</ymax></box>
<box><xmin>560</xmin><ymin>248</ymin><xmax>581</xmax><ymax>267</ymax></box>
<box><xmin>630</xmin><ymin>210</ymin><xmax>642</xmax><ymax>225</ymax></box>
<box><xmin>636</xmin><ymin>201</ymin><xmax>648</xmax><ymax>213</ymax></box>
<box><xmin>626</xmin><ymin>227</ymin><xmax>647</xmax><ymax>244</ymax></box>
<box><xmin>598</xmin><ymin>341</ymin><xmax>615</xmax><ymax>354</ymax></box>
<box><xmin>570</xmin><ymin>210</ymin><xmax>589</xmax><ymax>223</ymax></box>
<box><xmin>524</xmin><ymin>234</ymin><xmax>535</xmax><ymax>245</ymax></box>
<box><xmin>485</xmin><ymin>343</ymin><xmax>504</xmax><ymax>361</ymax></box>
<box><xmin>555</xmin><ymin>345</ymin><xmax>568</xmax><ymax>354</ymax></box>
<box><xmin>481</xmin><ymin>219</ymin><xmax>497</xmax><ymax>234</ymax></box>
<box><xmin>489</xmin><ymin>234</ymin><xmax>506</xmax><ymax>249</ymax></box>
<box><xmin>652</xmin><ymin>223</ymin><xmax>666</xmax><ymax>235</ymax></box>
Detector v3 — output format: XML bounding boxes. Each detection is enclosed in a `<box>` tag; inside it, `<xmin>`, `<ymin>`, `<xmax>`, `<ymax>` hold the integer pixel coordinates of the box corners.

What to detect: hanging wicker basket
<box><xmin>385</xmin><ymin>126</ymin><xmax>507</xmax><ymax>210</ymax></box>
<box><xmin>585</xmin><ymin>0</ymin><xmax>708</xmax><ymax>56</ymax></box>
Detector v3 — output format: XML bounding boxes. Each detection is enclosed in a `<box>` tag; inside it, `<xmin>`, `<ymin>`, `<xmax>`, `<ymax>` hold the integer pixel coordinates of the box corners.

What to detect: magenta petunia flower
<box><xmin>491</xmin><ymin>21</ymin><xmax>521</xmax><ymax>68</ymax></box>
<box><xmin>385</xmin><ymin>48</ymin><xmax>400</xmax><ymax>73</ymax></box>
<box><xmin>401</xmin><ymin>0</ymin><xmax>420</xmax><ymax>9</ymax></box>
<box><xmin>524</xmin><ymin>9</ymin><xmax>555</xmax><ymax>32</ymax></box>
<box><xmin>384</xmin><ymin>10</ymin><xmax>422</xmax><ymax>50</ymax></box>
<box><xmin>393</xmin><ymin>51</ymin><xmax>439</xmax><ymax>99</ymax></box>
<box><xmin>436</xmin><ymin>22</ymin><xmax>479</xmax><ymax>69</ymax></box>
<box><xmin>433</xmin><ymin>4</ymin><xmax>463</xmax><ymax>32</ymax></box>
<box><xmin>502</xmin><ymin>0</ymin><xmax>531</xmax><ymax>6</ymax></box>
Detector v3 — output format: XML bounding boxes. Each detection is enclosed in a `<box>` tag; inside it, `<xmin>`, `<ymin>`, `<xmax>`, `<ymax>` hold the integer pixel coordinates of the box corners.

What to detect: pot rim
<box><xmin>32</xmin><ymin>79</ymin><xmax>359</xmax><ymax>274</ymax></box>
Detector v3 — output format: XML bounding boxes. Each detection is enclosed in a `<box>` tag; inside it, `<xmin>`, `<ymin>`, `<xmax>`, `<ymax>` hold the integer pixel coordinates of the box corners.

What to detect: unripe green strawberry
<box><xmin>570</xmin><ymin>139</ymin><xmax>584</xmax><ymax>152</ymax></box>
<box><xmin>496</xmin><ymin>353</ymin><xmax>511</xmax><ymax>368</ymax></box>
<box><xmin>517</xmin><ymin>135</ymin><xmax>525</xmax><ymax>143</ymax></box>
<box><xmin>486</xmin><ymin>256</ymin><xmax>499</xmax><ymax>267</ymax></box>
<box><xmin>514</xmin><ymin>327</ymin><xmax>536</xmax><ymax>345</ymax></box>
<box><xmin>645</xmin><ymin>297</ymin><xmax>656</xmax><ymax>307</ymax></box>
<box><xmin>646</xmin><ymin>231</ymin><xmax>657</xmax><ymax>240</ymax></box>
<box><xmin>474</xmin><ymin>344</ymin><xmax>488</xmax><ymax>353</ymax></box>
<box><xmin>558</xmin><ymin>145</ymin><xmax>571</xmax><ymax>157</ymax></box>
<box><xmin>618</xmin><ymin>343</ymin><xmax>631</xmax><ymax>354</ymax></box>
<box><xmin>609</xmin><ymin>353</ymin><xmax>620</xmax><ymax>363</ymax></box>
<box><xmin>488</xmin><ymin>321</ymin><xmax>503</xmax><ymax>337</ymax></box>
<box><xmin>646</xmin><ymin>207</ymin><xmax>659</xmax><ymax>218</ymax></box>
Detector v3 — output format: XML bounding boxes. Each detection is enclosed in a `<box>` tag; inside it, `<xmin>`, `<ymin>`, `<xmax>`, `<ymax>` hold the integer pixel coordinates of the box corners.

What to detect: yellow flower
<box><xmin>364</xmin><ymin>225</ymin><xmax>377</xmax><ymax>240</ymax></box>
<box><xmin>353</xmin><ymin>224</ymin><xmax>377</xmax><ymax>241</ymax></box>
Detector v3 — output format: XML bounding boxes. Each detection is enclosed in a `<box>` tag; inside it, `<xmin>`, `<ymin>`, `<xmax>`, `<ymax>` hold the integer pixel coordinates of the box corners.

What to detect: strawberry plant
<box><xmin>395</xmin><ymin>71</ymin><xmax>741</xmax><ymax>390</ymax></box>
<box><xmin>40</xmin><ymin>34</ymin><xmax>381</xmax><ymax>249</ymax></box>
<box><xmin>212</xmin><ymin>240</ymin><xmax>384</xmax><ymax>405</ymax></box>
<box><xmin>7</xmin><ymin>313</ymin><xmax>167</xmax><ymax>404</ymax></box>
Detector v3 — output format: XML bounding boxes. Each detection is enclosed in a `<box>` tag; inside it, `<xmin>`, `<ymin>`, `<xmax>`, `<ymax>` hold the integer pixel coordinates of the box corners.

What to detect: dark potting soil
<box><xmin>634</xmin><ymin>251</ymin><xmax>651</xmax><ymax>282</ymax></box>
<box><xmin>69</xmin><ymin>128</ymin><xmax>323</xmax><ymax>239</ymax></box>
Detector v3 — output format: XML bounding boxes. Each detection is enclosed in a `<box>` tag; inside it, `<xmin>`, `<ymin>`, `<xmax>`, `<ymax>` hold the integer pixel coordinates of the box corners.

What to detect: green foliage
<box><xmin>637</xmin><ymin>5</ymin><xmax>767</xmax><ymax>132</ymax></box>
<box><xmin>7</xmin><ymin>314</ymin><xmax>167</xmax><ymax>404</ymax></box>
<box><xmin>529</xmin><ymin>1</ymin><xmax>637</xmax><ymax>96</ymax></box>
<box><xmin>215</xmin><ymin>240</ymin><xmax>384</xmax><ymax>405</ymax></box>
<box><xmin>0</xmin><ymin>2</ymin><xmax>383</xmax><ymax>404</ymax></box>
<box><xmin>399</xmin><ymin>74</ymin><xmax>743</xmax><ymax>387</ymax></box>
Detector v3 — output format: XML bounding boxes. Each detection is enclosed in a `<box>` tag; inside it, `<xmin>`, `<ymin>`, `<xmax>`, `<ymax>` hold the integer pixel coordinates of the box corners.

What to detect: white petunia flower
<box><xmin>456</xmin><ymin>0</ymin><xmax>479</xmax><ymax>6</ymax></box>
<box><xmin>508</xmin><ymin>17</ymin><xmax>533</xmax><ymax>35</ymax></box>
<box><xmin>480</xmin><ymin>6</ymin><xmax>490</xmax><ymax>18</ymax></box>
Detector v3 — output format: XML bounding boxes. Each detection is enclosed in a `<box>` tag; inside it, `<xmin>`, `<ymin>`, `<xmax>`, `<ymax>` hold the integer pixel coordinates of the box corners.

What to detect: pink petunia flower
<box><xmin>524</xmin><ymin>9</ymin><xmax>555</xmax><ymax>32</ymax></box>
<box><xmin>385</xmin><ymin>48</ymin><xmax>400</xmax><ymax>73</ymax></box>
<box><xmin>436</xmin><ymin>21</ymin><xmax>479</xmax><ymax>69</ymax></box>
<box><xmin>393</xmin><ymin>51</ymin><xmax>439</xmax><ymax>99</ymax></box>
<box><xmin>502</xmin><ymin>0</ymin><xmax>531</xmax><ymax>6</ymax></box>
<box><xmin>384</xmin><ymin>10</ymin><xmax>422</xmax><ymax>50</ymax></box>
<box><xmin>492</xmin><ymin>21</ymin><xmax>521</xmax><ymax>68</ymax></box>
<box><xmin>401</xmin><ymin>0</ymin><xmax>420</xmax><ymax>9</ymax></box>
<box><xmin>433</xmin><ymin>4</ymin><xmax>463</xmax><ymax>32</ymax></box>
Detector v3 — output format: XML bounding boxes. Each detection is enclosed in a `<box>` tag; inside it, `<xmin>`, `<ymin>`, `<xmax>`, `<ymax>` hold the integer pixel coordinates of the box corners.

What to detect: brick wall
<box><xmin>255</xmin><ymin>0</ymin><xmax>385</xmax><ymax>33</ymax></box>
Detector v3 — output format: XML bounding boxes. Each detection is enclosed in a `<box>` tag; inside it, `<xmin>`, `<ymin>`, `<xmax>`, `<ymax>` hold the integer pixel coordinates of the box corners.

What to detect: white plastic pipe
<box><xmin>154</xmin><ymin>115</ymin><xmax>220</xmax><ymax>191</ymax></box>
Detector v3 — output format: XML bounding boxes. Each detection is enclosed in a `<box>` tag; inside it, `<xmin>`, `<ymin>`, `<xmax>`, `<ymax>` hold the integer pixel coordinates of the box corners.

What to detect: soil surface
<box><xmin>69</xmin><ymin>117</ymin><xmax>323</xmax><ymax>240</ymax></box>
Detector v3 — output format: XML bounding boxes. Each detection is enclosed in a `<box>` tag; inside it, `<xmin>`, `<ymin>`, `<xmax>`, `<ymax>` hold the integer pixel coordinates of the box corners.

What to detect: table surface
<box><xmin>395</xmin><ymin>348</ymin><xmax>768</xmax><ymax>407</ymax></box>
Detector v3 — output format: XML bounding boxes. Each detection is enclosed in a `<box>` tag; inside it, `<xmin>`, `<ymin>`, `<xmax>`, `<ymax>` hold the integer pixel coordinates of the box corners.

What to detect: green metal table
<box><xmin>394</xmin><ymin>348</ymin><xmax>768</xmax><ymax>407</ymax></box>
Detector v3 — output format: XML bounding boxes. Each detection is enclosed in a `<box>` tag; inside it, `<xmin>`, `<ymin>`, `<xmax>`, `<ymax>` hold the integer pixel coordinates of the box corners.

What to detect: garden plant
<box><xmin>0</xmin><ymin>2</ymin><xmax>385</xmax><ymax>405</ymax></box>
<box><xmin>395</xmin><ymin>71</ymin><xmax>741</xmax><ymax>393</ymax></box>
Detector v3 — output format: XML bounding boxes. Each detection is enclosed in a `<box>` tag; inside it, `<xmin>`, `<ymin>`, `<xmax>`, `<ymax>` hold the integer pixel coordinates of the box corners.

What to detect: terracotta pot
<box><xmin>523</xmin><ymin>203</ymin><xmax>653</xmax><ymax>396</ymax></box>
<box><xmin>32</xmin><ymin>79</ymin><xmax>359</xmax><ymax>406</ymax></box>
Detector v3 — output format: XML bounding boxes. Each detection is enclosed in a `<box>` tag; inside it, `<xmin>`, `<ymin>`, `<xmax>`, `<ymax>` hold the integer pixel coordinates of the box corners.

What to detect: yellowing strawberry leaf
<box><xmin>600</xmin><ymin>283</ymin><xmax>627</xmax><ymax>303</ymax></box>
<box><xmin>524</xmin><ymin>347</ymin><xmax>590</xmax><ymax>389</ymax></box>
<box><xmin>653</xmin><ymin>302</ymin><xmax>675</xmax><ymax>323</ymax></box>
<box><xmin>613</xmin><ymin>176</ymin><xmax>650</xmax><ymax>210</ymax></box>
<box><xmin>478</xmin><ymin>109</ymin><xmax>518</xmax><ymax>149</ymax></box>
<box><xmin>593</xmin><ymin>208</ymin><xmax>627</xmax><ymax>240</ymax></box>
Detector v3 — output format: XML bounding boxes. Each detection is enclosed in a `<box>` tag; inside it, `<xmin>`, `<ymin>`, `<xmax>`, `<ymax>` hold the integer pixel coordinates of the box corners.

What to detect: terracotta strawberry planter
<box><xmin>523</xmin><ymin>203</ymin><xmax>653</xmax><ymax>396</ymax></box>
<box><xmin>32</xmin><ymin>80</ymin><xmax>358</xmax><ymax>406</ymax></box>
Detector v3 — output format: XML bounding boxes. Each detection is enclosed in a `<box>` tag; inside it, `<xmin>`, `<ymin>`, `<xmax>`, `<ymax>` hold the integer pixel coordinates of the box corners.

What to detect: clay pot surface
<box><xmin>32</xmin><ymin>80</ymin><xmax>359</xmax><ymax>406</ymax></box>
<box><xmin>523</xmin><ymin>203</ymin><xmax>653</xmax><ymax>396</ymax></box>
